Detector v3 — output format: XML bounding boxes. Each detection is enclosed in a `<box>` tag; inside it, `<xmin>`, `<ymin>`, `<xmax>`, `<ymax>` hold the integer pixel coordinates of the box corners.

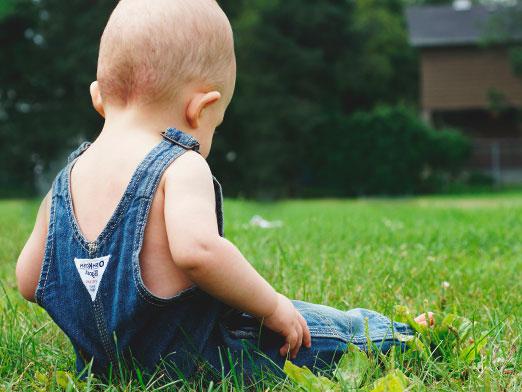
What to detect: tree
<box><xmin>0</xmin><ymin>0</ymin><xmax>111</xmax><ymax>195</ymax></box>
<box><xmin>214</xmin><ymin>0</ymin><xmax>419</xmax><ymax>197</ymax></box>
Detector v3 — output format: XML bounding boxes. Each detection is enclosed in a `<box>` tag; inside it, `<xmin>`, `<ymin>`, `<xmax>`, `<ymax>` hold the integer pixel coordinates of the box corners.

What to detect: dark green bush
<box><xmin>313</xmin><ymin>105</ymin><xmax>471</xmax><ymax>196</ymax></box>
<box><xmin>427</xmin><ymin>128</ymin><xmax>472</xmax><ymax>174</ymax></box>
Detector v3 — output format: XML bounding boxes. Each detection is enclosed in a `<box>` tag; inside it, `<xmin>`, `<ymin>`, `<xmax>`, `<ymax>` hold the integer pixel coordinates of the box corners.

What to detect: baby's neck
<box><xmin>93</xmin><ymin>104</ymin><xmax>212</xmax><ymax>157</ymax></box>
<box><xmin>99</xmin><ymin>105</ymin><xmax>191</xmax><ymax>142</ymax></box>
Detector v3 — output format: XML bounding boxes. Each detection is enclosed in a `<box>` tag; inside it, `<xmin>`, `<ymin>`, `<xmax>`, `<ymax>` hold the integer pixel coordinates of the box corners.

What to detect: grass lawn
<box><xmin>0</xmin><ymin>193</ymin><xmax>521</xmax><ymax>390</ymax></box>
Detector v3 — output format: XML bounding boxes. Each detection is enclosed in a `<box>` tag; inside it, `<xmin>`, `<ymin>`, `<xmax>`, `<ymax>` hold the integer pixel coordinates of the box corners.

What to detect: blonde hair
<box><xmin>97</xmin><ymin>0</ymin><xmax>235</xmax><ymax>106</ymax></box>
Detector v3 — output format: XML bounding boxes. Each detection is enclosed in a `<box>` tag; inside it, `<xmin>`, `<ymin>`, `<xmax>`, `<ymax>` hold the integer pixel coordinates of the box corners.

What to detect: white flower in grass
<box><xmin>441</xmin><ymin>281</ymin><xmax>450</xmax><ymax>289</ymax></box>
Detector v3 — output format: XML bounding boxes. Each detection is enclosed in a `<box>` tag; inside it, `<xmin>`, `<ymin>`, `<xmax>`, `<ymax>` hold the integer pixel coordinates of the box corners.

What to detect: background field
<box><xmin>0</xmin><ymin>193</ymin><xmax>521</xmax><ymax>390</ymax></box>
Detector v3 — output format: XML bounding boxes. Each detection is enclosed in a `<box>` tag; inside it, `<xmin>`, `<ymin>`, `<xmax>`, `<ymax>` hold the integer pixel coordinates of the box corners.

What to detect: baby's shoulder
<box><xmin>163</xmin><ymin>150</ymin><xmax>213</xmax><ymax>186</ymax></box>
<box><xmin>161</xmin><ymin>150</ymin><xmax>217</xmax><ymax>211</ymax></box>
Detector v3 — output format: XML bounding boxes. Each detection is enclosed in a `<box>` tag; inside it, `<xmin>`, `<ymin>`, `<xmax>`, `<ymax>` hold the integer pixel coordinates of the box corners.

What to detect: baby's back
<box><xmin>30</xmin><ymin>127</ymin><xmax>228</xmax><ymax>378</ymax></box>
<box><xmin>69</xmin><ymin>130</ymin><xmax>193</xmax><ymax>298</ymax></box>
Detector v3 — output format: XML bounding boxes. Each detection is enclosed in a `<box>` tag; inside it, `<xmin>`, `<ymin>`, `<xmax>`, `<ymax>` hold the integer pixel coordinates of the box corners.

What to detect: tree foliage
<box><xmin>214</xmin><ymin>0</ymin><xmax>426</xmax><ymax>197</ymax></box>
<box><xmin>0</xmin><ymin>0</ymin><xmax>469</xmax><ymax>197</ymax></box>
<box><xmin>0</xmin><ymin>0</ymin><xmax>110</xmax><ymax>195</ymax></box>
<box><xmin>318</xmin><ymin>106</ymin><xmax>470</xmax><ymax>196</ymax></box>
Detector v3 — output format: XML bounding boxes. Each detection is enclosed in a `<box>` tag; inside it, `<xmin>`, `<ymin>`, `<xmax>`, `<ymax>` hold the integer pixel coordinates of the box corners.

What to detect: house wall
<box><xmin>421</xmin><ymin>46</ymin><xmax>522</xmax><ymax>111</ymax></box>
<box><xmin>470</xmin><ymin>137</ymin><xmax>522</xmax><ymax>184</ymax></box>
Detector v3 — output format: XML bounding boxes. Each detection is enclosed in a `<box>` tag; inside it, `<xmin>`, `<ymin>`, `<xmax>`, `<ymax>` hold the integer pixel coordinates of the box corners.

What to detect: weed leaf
<box><xmin>35</xmin><ymin>371</ymin><xmax>49</xmax><ymax>385</ymax></box>
<box><xmin>369</xmin><ymin>369</ymin><xmax>409</xmax><ymax>392</ymax></box>
<box><xmin>406</xmin><ymin>336</ymin><xmax>430</xmax><ymax>360</ymax></box>
<box><xmin>55</xmin><ymin>371</ymin><xmax>72</xmax><ymax>389</ymax></box>
<box><xmin>334</xmin><ymin>344</ymin><xmax>370</xmax><ymax>388</ymax></box>
<box><xmin>459</xmin><ymin>334</ymin><xmax>488</xmax><ymax>363</ymax></box>
<box><xmin>283</xmin><ymin>360</ymin><xmax>338</xmax><ymax>391</ymax></box>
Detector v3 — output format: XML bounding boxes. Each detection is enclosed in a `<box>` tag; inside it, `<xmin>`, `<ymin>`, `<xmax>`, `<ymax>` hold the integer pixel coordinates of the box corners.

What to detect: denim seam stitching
<box><xmin>92</xmin><ymin>299</ymin><xmax>116</xmax><ymax>363</ymax></box>
<box><xmin>314</xmin><ymin>311</ymin><xmax>347</xmax><ymax>341</ymax></box>
<box><xmin>308</xmin><ymin>326</ymin><xmax>350</xmax><ymax>342</ymax></box>
<box><xmin>307</xmin><ymin>327</ymin><xmax>388</xmax><ymax>344</ymax></box>
<box><xmin>134</xmin><ymin>272</ymin><xmax>198</xmax><ymax>306</ymax></box>
<box><xmin>132</xmin><ymin>263</ymin><xmax>172</xmax><ymax>307</ymax></box>
<box><xmin>36</xmin><ymin>184</ymin><xmax>58</xmax><ymax>305</ymax></box>
<box><xmin>307</xmin><ymin>328</ymin><xmax>354</xmax><ymax>343</ymax></box>
<box><xmin>64</xmin><ymin>159</ymin><xmax>92</xmax><ymax>254</ymax></box>
<box><xmin>138</xmin><ymin>144</ymin><xmax>171</xmax><ymax>199</ymax></box>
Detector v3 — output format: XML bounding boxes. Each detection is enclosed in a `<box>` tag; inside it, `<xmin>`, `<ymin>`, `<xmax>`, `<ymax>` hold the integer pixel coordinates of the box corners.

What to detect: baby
<box><xmin>16</xmin><ymin>0</ymin><xmax>431</xmax><ymax>382</ymax></box>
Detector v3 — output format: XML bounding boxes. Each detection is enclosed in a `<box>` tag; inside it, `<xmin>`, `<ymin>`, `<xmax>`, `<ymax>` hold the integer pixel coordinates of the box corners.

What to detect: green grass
<box><xmin>0</xmin><ymin>193</ymin><xmax>521</xmax><ymax>390</ymax></box>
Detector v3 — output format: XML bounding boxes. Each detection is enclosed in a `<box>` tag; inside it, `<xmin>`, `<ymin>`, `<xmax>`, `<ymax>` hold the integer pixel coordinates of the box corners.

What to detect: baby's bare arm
<box><xmin>164</xmin><ymin>151</ymin><xmax>279</xmax><ymax>318</ymax></box>
<box><xmin>164</xmin><ymin>151</ymin><xmax>311</xmax><ymax>357</ymax></box>
<box><xmin>16</xmin><ymin>192</ymin><xmax>50</xmax><ymax>302</ymax></box>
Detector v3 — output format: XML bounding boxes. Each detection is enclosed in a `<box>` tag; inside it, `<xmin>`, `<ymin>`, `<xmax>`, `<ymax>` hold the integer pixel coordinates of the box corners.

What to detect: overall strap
<box><xmin>48</xmin><ymin>141</ymin><xmax>92</xmax><ymax>200</ymax></box>
<box><xmin>131</xmin><ymin>127</ymin><xmax>224</xmax><ymax>251</ymax></box>
<box><xmin>67</xmin><ymin>141</ymin><xmax>92</xmax><ymax>164</ymax></box>
<box><xmin>133</xmin><ymin>128</ymin><xmax>200</xmax><ymax>200</ymax></box>
<box><xmin>164</xmin><ymin>129</ymin><xmax>224</xmax><ymax>235</ymax></box>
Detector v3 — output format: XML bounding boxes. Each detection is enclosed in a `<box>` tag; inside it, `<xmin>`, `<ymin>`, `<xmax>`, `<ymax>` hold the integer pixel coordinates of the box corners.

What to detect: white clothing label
<box><xmin>74</xmin><ymin>255</ymin><xmax>111</xmax><ymax>301</ymax></box>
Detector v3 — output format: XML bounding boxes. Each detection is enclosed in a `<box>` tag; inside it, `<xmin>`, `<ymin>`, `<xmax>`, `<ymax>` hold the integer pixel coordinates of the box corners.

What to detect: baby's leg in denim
<box><xmin>288</xmin><ymin>301</ymin><xmax>414</xmax><ymax>373</ymax></box>
<box><xmin>208</xmin><ymin>301</ymin><xmax>414</xmax><ymax>379</ymax></box>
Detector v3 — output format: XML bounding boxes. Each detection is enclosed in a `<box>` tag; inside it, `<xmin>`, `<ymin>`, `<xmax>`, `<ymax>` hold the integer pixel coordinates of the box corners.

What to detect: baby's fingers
<box><xmin>279</xmin><ymin>342</ymin><xmax>289</xmax><ymax>357</ymax></box>
<box><xmin>290</xmin><ymin>324</ymin><xmax>303</xmax><ymax>359</ymax></box>
<box><xmin>299</xmin><ymin>313</ymin><xmax>312</xmax><ymax>348</ymax></box>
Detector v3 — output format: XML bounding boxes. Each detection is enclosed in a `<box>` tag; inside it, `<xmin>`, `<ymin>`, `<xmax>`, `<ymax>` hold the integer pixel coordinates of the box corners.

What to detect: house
<box><xmin>406</xmin><ymin>0</ymin><xmax>522</xmax><ymax>183</ymax></box>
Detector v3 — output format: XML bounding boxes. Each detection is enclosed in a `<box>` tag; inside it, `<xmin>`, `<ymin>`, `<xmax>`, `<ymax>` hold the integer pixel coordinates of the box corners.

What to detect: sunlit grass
<box><xmin>0</xmin><ymin>193</ymin><xmax>521</xmax><ymax>390</ymax></box>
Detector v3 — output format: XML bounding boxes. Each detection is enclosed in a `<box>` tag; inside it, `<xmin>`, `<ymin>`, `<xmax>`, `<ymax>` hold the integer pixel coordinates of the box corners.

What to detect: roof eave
<box><xmin>410</xmin><ymin>36</ymin><xmax>522</xmax><ymax>48</ymax></box>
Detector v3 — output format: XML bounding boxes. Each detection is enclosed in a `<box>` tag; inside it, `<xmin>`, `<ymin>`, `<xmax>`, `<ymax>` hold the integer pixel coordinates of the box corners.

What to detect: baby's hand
<box><xmin>262</xmin><ymin>294</ymin><xmax>312</xmax><ymax>358</ymax></box>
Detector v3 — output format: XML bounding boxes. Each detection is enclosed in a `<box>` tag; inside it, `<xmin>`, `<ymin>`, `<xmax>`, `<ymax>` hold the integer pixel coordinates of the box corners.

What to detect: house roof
<box><xmin>405</xmin><ymin>3</ymin><xmax>521</xmax><ymax>48</ymax></box>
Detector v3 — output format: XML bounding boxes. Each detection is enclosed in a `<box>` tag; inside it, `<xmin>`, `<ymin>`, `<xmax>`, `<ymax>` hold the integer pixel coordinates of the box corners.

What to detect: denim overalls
<box><xmin>35</xmin><ymin>127</ymin><xmax>414</xmax><ymax>381</ymax></box>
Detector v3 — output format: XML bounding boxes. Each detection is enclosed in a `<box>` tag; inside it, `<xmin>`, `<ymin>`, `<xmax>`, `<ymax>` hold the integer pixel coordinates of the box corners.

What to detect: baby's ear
<box><xmin>90</xmin><ymin>81</ymin><xmax>105</xmax><ymax>118</ymax></box>
<box><xmin>186</xmin><ymin>91</ymin><xmax>221</xmax><ymax>129</ymax></box>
